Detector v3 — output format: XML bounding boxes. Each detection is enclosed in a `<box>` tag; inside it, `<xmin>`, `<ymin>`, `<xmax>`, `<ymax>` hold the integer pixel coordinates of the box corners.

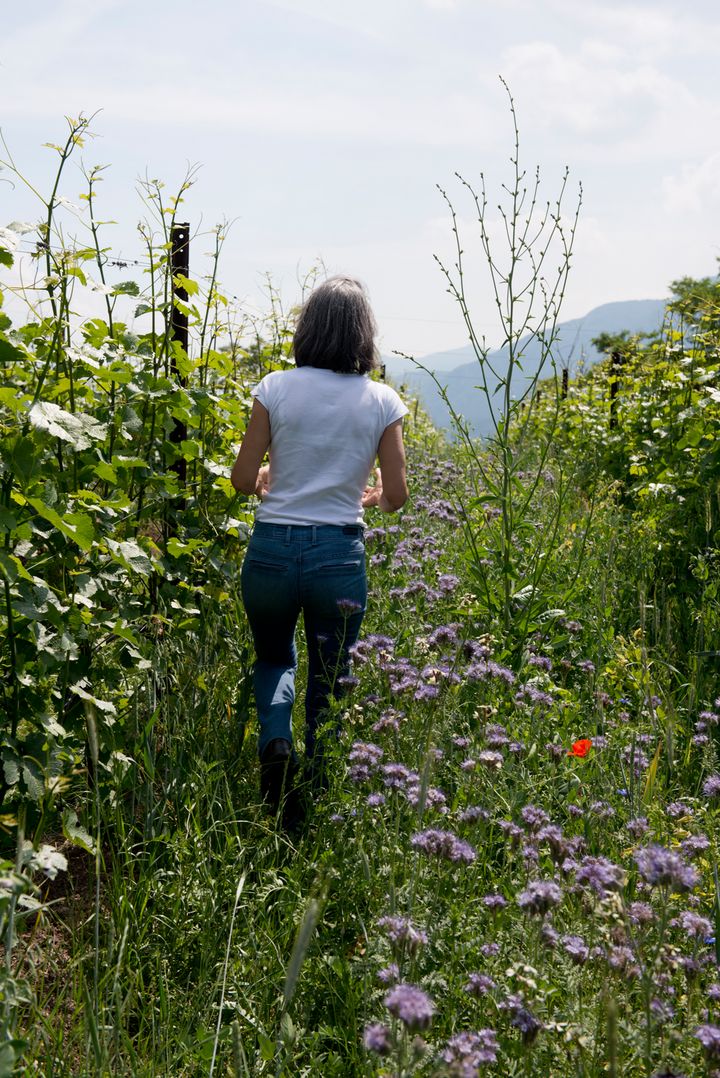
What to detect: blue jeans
<box><xmin>241</xmin><ymin>522</ymin><xmax>367</xmax><ymax>766</ymax></box>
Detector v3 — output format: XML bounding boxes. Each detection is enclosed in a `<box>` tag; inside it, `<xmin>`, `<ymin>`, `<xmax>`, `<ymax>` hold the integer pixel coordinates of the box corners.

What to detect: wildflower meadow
<box><xmin>2</xmin><ymin>114</ymin><xmax>720</xmax><ymax>1077</ymax></box>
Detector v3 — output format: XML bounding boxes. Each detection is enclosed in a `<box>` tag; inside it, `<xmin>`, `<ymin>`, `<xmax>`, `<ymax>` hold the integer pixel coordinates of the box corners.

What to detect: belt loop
<box><xmin>312</xmin><ymin>525</ymin><xmax>317</xmax><ymax>544</ymax></box>
<box><xmin>285</xmin><ymin>525</ymin><xmax>291</xmax><ymax>545</ymax></box>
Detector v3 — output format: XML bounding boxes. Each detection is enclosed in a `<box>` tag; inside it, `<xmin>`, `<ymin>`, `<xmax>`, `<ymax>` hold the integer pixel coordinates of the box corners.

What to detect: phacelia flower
<box><xmin>575</xmin><ymin>855</ymin><xmax>625</xmax><ymax>896</ymax></box>
<box><xmin>695</xmin><ymin>1023</ymin><xmax>720</xmax><ymax>1061</ymax></box>
<box><xmin>703</xmin><ymin>775</ymin><xmax>720</xmax><ymax>799</ymax></box>
<box><xmin>411</xmin><ymin>829</ymin><xmax>477</xmax><ymax>864</ymax></box>
<box><xmin>363</xmin><ymin>1023</ymin><xmax>392</xmax><ymax>1055</ymax></box>
<box><xmin>517</xmin><ymin>880</ymin><xmax>563</xmax><ymax>916</ymax></box>
<box><xmin>634</xmin><ymin>844</ymin><xmax>698</xmax><ymax>893</ymax></box>
<box><xmin>384</xmin><ymin>983</ymin><xmax>435</xmax><ymax>1031</ymax></box>
<box><xmin>377</xmin><ymin>915</ymin><xmax>428</xmax><ymax>954</ymax></box>
<box><xmin>440</xmin><ymin>1029</ymin><xmax>499</xmax><ymax>1071</ymax></box>
<box><xmin>464</xmin><ymin>973</ymin><xmax>497</xmax><ymax>997</ymax></box>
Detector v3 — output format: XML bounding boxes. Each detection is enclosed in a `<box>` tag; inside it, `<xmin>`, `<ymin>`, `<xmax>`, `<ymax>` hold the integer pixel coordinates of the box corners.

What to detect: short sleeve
<box><xmin>381</xmin><ymin>385</ymin><xmax>409</xmax><ymax>430</ymax></box>
<box><xmin>251</xmin><ymin>372</ymin><xmax>276</xmax><ymax>412</ymax></box>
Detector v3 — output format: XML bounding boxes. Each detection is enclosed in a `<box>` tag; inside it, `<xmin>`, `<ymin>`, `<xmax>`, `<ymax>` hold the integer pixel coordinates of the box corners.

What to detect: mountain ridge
<box><xmin>384</xmin><ymin>297</ymin><xmax>666</xmax><ymax>433</ymax></box>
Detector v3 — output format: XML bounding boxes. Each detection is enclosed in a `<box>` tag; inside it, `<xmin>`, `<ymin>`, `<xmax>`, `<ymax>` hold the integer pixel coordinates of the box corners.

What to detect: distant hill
<box><xmin>384</xmin><ymin>298</ymin><xmax>666</xmax><ymax>434</ymax></box>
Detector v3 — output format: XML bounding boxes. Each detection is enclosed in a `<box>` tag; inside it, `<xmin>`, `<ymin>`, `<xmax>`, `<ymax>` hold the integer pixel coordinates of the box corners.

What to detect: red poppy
<box><xmin>568</xmin><ymin>738</ymin><xmax>593</xmax><ymax>758</ymax></box>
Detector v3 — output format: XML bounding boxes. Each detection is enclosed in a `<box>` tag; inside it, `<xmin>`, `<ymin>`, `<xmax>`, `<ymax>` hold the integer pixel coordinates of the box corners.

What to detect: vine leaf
<box><xmin>28</xmin><ymin>400</ymin><xmax>107</xmax><ymax>450</ymax></box>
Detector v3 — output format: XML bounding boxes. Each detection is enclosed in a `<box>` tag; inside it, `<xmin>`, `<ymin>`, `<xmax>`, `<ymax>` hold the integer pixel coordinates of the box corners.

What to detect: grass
<box><xmin>8</xmin><ymin>423</ymin><xmax>720</xmax><ymax>1077</ymax></box>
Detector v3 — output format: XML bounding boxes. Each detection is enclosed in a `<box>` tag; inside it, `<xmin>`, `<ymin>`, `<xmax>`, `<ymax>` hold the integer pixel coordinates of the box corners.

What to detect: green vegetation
<box><xmin>2</xmin><ymin>115</ymin><xmax>720</xmax><ymax>1076</ymax></box>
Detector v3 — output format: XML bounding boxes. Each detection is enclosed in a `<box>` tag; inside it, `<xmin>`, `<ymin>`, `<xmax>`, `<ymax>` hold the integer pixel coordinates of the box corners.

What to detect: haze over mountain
<box><xmin>384</xmin><ymin>298</ymin><xmax>666</xmax><ymax>434</ymax></box>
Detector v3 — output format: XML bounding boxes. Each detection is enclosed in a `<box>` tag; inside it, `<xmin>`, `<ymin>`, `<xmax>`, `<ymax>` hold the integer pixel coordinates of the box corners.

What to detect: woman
<box><xmin>231</xmin><ymin>276</ymin><xmax>408</xmax><ymax>828</ymax></box>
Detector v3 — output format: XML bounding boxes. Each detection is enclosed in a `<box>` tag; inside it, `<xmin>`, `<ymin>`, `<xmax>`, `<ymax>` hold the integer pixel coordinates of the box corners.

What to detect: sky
<box><xmin>2</xmin><ymin>0</ymin><xmax>720</xmax><ymax>360</ymax></box>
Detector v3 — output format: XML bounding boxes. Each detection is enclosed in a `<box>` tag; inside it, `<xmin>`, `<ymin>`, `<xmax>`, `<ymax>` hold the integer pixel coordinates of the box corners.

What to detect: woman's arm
<box><xmin>362</xmin><ymin>418</ymin><xmax>408</xmax><ymax>512</ymax></box>
<box><xmin>231</xmin><ymin>399</ymin><xmax>271</xmax><ymax>495</ymax></box>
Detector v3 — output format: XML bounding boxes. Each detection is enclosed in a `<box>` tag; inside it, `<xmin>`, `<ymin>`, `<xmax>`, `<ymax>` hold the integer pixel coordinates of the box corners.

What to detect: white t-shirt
<box><xmin>251</xmin><ymin>367</ymin><xmax>408</xmax><ymax>526</ymax></box>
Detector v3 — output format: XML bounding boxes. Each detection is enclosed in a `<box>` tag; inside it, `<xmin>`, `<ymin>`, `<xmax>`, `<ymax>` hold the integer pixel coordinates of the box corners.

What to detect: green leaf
<box><xmin>25</xmin><ymin>497</ymin><xmax>96</xmax><ymax>552</ymax></box>
<box><xmin>172</xmin><ymin>273</ymin><xmax>199</xmax><ymax>297</ymax></box>
<box><xmin>0</xmin><ymin>550</ymin><xmax>34</xmax><ymax>584</ymax></box>
<box><xmin>0</xmin><ymin>1039</ymin><xmax>18</xmax><ymax>1077</ymax></box>
<box><xmin>69</xmin><ymin>681</ymin><xmax>117</xmax><ymax>717</ymax></box>
<box><xmin>258</xmin><ymin>1034</ymin><xmax>275</xmax><ymax>1063</ymax></box>
<box><xmin>93</xmin><ymin>460</ymin><xmax>118</xmax><ymax>483</ymax></box>
<box><xmin>0</xmin><ymin>248</ymin><xmax>13</xmax><ymax>268</ymax></box>
<box><xmin>0</xmin><ymin>434</ymin><xmax>39</xmax><ymax>486</ymax></box>
<box><xmin>62</xmin><ymin>809</ymin><xmax>96</xmax><ymax>854</ymax></box>
<box><xmin>113</xmin><ymin>280</ymin><xmax>140</xmax><ymax>296</ymax></box>
<box><xmin>28</xmin><ymin>401</ymin><xmax>107</xmax><ymax>450</ymax></box>
<box><xmin>22</xmin><ymin>760</ymin><xmax>44</xmax><ymax>802</ymax></box>
<box><xmin>0</xmin><ymin>339</ymin><xmax>24</xmax><ymax>365</ymax></box>
<box><xmin>3</xmin><ymin>753</ymin><xmax>21</xmax><ymax>787</ymax></box>
<box><xmin>106</xmin><ymin>538</ymin><xmax>153</xmax><ymax>576</ymax></box>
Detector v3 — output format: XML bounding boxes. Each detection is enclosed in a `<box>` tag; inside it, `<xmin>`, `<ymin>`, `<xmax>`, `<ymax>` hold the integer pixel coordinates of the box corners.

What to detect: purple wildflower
<box><xmin>483</xmin><ymin>893</ymin><xmax>507</xmax><ymax>911</ymax></box>
<box><xmin>695</xmin><ymin>1024</ymin><xmax>720</xmax><ymax>1061</ymax></box>
<box><xmin>363</xmin><ymin>1023</ymin><xmax>392</xmax><ymax>1055</ymax></box>
<box><xmin>589</xmin><ymin>800</ymin><xmax>615</xmax><ymax>819</ymax></box>
<box><xmin>545</xmin><ymin>742</ymin><xmax>564</xmax><ymax>761</ymax></box>
<box><xmin>515</xmin><ymin>684</ymin><xmax>554</xmax><ymax>709</ymax></box>
<box><xmin>528</xmin><ymin>654</ymin><xmax>553</xmax><ymax>671</ymax></box>
<box><xmin>606</xmin><ymin>944</ymin><xmax>640</xmax><ymax>977</ymax></box>
<box><xmin>459</xmin><ymin>806</ymin><xmax>490</xmax><ymax>824</ymax></box>
<box><xmin>537</xmin><ymin>825</ymin><xmax>566</xmax><ymax>861</ymax></box>
<box><xmin>703</xmin><ymin>775</ymin><xmax>720</xmax><ymax>799</ymax></box>
<box><xmin>517</xmin><ymin>880</ymin><xmax>563</xmax><ymax>916</ymax></box>
<box><xmin>575</xmin><ymin>855</ymin><xmax>625</xmax><ymax>895</ymax></box>
<box><xmin>381</xmin><ymin>762</ymin><xmax>414</xmax><ymax>789</ymax></box>
<box><xmin>480</xmin><ymin>942</ymin><xmax>500</xmax><ymax>957</ymax></box>
<box><xmin>484</xmin><ymin>724</ymin><xmax>509</xmax><ymax>748</ymax></box>
<box><xmin>464</xmin><ymin>973</ymin><xmax>496</xmax><ymax>997</ymax></box>
<box><xmin>411</xmin><ymin>829</ymin><xmax>477</xmax><ymax>864</ymax></box>
<box><xmin>679</xmin><ymin>911</ymin><xmax>713</xmax><ymax>939</ymax></box>
<box><xmin>377</xmin><ymin>963</ymin><xmax>400</xmax><ymax>985</ymax></box>
<box><xmin>634</xmin><ymin>845</ymin><xmax>699</xmax><ymax>892</ymax></box>
<box><xmin>414</xmin><ymin>683</ymin><xmax>440</xmax><ymax>702</ymax></box>
<box><xmin>337</xmin><ymin>598</ymin><xmax>362</xmax><ymax>616</ymax></box>
<box><xmin>521</xmin><ymin>804</ymin><xmax>551</xmax><ymax>831</ymax></box>
<box><xmin>367</xmin><ymin>792</ymin><xmax>386</xmax><ymax>807</ymax></box>
<box><xmin>427</xmin><ymin>623</ymin><xmax>460</xmax><ymax>647</ymax></box>
<box><xmin>628</xmin><ymin>901</ymin><xmax>655</xmax><ymax>925</ymax></box>
<box><xmin>626</xmin><ymin>816</ymin><xmax>649</xmax><ymax>838</ymax></box>
<box><xmin>377</xmin><ymin>915</ymin><xmax>428</xmax><ymax>954</ymax></box>
<box><xmin>541</xmin><ymin>921</ymin><xmax>559</xmax><ymax>947</ymax></box>
<box><xmin>504</xmin><ymin>995</ymin><xmax>543</xmax><ymax>1044</ymax></box>
<box><xmin>384</xmin><ymin>983</ymin><xmax>435</xmax><ymax>1031</ymax></box>
<box><xmin>562</xmin><ymin>934</ymin><xmax>589</xmax><ymax>965</ymax></box>
<box><xmin>440</xmin><ymin>1029</ymin><xmax>499</xmax><ymax>1072</ymax></box>
<box><xmin>477</xmin><ymin>751</ymin><xmax>503</xmax><ymax>771</ymax></box>
<box><xmin>681</xmin><ymin>833</ymin><xmax>710</xmax><ymax>859</ymax></box>
<box><xmin>437</xmin><ymin>573</ymin><xmax>460</xmax><ymax>594</ymax></box>
<box><xmin>349</xmin><ymin>742</ymin><xmax>384</xmax><ymax>767</ymax></box>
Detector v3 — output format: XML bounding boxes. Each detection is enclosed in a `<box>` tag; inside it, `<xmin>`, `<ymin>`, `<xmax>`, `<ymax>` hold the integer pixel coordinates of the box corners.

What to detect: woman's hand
<box><xmin>361</xmin><ymin>467</ymin><xmax>383</xmax><ymax>508</ymax></box>
<box><xmin>255</xmin><ymin>464</ymin><xmax>270</xmax><ymax>499</ymax></box>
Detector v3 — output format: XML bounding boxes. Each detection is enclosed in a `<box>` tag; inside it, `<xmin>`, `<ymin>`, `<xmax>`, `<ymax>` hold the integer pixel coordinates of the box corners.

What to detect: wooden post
<box><xmin>609</xmin><ymin>349</ymin><xmax>622</xmax><ymax>430</ymax></box>
<box><xmin>169</xmin><ymin>223</ymin><xmax>190</xmax><ymax>521</ymax></box>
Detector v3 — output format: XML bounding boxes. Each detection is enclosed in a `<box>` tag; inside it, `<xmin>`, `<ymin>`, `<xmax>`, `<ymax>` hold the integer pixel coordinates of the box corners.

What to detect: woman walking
<box><xmin>231</xmin><ymin>276</ymin><xmax>408</xmax><ymax>829</ymax></box>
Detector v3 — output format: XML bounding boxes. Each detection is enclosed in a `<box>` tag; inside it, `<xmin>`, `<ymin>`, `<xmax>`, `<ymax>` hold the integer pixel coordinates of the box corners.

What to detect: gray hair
<box><xmin>292</xmin><ymin>275</ymin><xmax>378</xmax><ymax>374</ymax></box>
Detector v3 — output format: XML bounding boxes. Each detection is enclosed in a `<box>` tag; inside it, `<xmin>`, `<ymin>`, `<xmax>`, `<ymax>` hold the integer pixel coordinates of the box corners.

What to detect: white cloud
<box><xmin>662</xmin><ymin>153</ymin><xmax>720</xmax><ymax>214</ymax></box>
<box><xmin>540</xmin><ymin>0</ymin><xmax>720</xmax><ymax>61</ymax></box>
<box><xmin>2</xmin><ymin>79</ymin><xmax>498</xmax><ymax>149</ymax></box>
